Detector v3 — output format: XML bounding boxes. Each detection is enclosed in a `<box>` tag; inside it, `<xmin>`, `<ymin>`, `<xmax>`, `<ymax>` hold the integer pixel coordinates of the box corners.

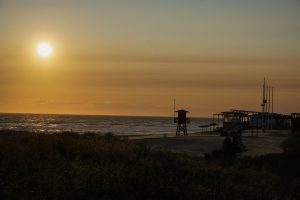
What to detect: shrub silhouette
<box><xmin>0</xmin><ymin>130</ymin><xmax>299</xmax><ymax>200</ymax></box>
<box><xmin>281</xmin><ymin>131</ymin><xmax>300</xmax><ymax>156</ymax></box>
<box><xmin>205</xmin><ymin>132</ymin><xmax>246</xmax><ymax>165</ymax></box>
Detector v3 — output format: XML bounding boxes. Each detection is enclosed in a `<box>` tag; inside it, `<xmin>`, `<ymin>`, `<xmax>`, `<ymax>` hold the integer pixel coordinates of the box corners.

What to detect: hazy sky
<box><xmin>0</xmin><ymin>0</ymin><xmax>300</xmax><ymax>116</ymax></box>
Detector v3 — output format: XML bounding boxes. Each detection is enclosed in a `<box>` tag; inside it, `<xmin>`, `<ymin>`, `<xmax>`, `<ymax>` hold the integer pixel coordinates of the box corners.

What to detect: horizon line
<box><xmin>0</xmin><ymin>111</ymin><xmax>213</xmax><ymax>119</ymax></box>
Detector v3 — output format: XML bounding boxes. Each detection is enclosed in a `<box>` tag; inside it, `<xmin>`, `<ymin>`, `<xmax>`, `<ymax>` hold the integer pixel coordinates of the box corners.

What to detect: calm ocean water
<box><xmin>0</xmin><ymin>113</ymin><xmax>215</xmax><ymax>135</ymax></box>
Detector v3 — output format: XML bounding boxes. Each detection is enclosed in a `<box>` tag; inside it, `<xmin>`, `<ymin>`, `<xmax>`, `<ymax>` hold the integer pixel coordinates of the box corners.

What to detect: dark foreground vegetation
<box><xmin>1</xmin><ymin>130</ymin><xmax>300</xmax><ymax>200</ymax></box>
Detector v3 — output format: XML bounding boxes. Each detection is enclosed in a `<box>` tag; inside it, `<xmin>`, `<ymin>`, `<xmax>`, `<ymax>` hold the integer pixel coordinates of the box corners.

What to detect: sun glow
<box><xmin>36</xmin><ymin>42</ymin><xmax>53</xmax><ymax>58</ymax></box>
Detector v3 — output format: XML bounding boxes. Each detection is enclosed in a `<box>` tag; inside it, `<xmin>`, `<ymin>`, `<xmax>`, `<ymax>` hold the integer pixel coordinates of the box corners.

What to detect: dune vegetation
<box><xmin>0</xmin><ymin>130</ymin><xmax>300</xmax><ymax>200</ymax></box>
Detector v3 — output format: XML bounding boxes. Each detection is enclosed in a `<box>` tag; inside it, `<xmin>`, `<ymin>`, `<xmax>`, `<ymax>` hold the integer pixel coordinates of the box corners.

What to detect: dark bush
<box><xmin>205</xmin><ymin>133</ymin><xmax>246</xmax><ymax>165</ymax></box>
<box><xmin>281</xmin><ymin>132</ymin><xmax>300</xmax><ymax>156</ymax></box>
<box><xmin>0</xmin><ymin>130</ymin><xmax>299</xmax><ymax>200</ymax></box>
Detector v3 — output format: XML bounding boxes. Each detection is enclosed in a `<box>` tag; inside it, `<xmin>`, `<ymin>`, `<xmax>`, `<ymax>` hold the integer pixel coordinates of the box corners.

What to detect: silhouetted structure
<box><xmin>214</xmin><ymin>109</ymin><xmax>258</xmax><ymax>136</ymax></box>
<box><xmin>291</xmin><ymin>113</ymin><xmax>300</xmax><ymax>133</ymax></box>
<box><xmin>174</xmin><ymin>109</ymin><xmax>190</xmax><ymax>136</ymax></box>
<box><xmin>261</xmin><ymin>78</ymin><xmax>275</xmax><ymax>132</ymax></box>
<box><xmin>251</xmin><ymin>113</ymin><xmax>291</xmax><ymax>130</ymax></box>
<box><xmin>213</xmin><ymin>109</ymin><xmax>291</xmax><ymax>136</ymax></box>
<box><xmin>211</xmin><ymin>79</ymin><xmax>294</xmax><ymax>136</ymax></box>
<box><xmin>199</xmin><ymin>122</ymin><xmax>217</xmax><ymax>133</ymax></box>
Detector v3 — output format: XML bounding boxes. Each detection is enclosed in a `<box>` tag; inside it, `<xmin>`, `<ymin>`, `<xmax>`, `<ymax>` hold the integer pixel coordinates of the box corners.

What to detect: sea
<box><xmin>0</xmin><ymin>113</ymin><xmax>216</xmax><ymax>136</ymax></box>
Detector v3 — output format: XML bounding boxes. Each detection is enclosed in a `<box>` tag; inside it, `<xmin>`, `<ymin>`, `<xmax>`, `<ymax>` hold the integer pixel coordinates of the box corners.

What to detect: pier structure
<box><xmin>213</xmin><ymin>78</ymin><xmax>290</xmax><ymax>136</ymax></box>
<box><xmin>214</xmin><ymin>109</ymin><xmax>291</xmax><ymax>136</ymax></box>
<box><xmin>213</xmin><ymin>109</ymin><xmax>259</xmax><ymax>136</ymax></box>
<box><xmin>252</xmin><ymin>112</ymin><xmax>291</xmax><ymax>130</ymax></box>
<box><xmin>199</xmin><ymin>122</ymin><xmax>217</xmax><ymax>133</ymax></box>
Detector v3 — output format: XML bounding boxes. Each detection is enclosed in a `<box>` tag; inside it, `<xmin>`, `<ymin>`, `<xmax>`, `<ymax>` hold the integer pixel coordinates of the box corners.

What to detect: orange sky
<box><xmin>0</xmin><ymin>0</ymin><xmax>300</xmax><ymax>117</ymax></box>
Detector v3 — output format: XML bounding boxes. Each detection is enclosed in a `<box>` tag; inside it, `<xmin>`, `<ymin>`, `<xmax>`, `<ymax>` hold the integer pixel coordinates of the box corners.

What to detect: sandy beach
<box><xmin>131</xmin><ymin>131</ymin><xmax>288</xmax><ymax>157</ymax></box>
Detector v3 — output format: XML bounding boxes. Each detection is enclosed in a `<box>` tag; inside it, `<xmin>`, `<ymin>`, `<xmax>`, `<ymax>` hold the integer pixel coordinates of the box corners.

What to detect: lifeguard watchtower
<box><xmin>174</xmin><ymin>109</ymin><xmax>190</xmax><ymax>136</ymax></box>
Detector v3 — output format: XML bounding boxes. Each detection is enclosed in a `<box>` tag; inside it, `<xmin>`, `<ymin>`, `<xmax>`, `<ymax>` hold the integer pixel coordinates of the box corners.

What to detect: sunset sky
<box><xmin>0</xmin><ymin>0</ymin><xmax>299</xmax><ymax>117</ymax></box>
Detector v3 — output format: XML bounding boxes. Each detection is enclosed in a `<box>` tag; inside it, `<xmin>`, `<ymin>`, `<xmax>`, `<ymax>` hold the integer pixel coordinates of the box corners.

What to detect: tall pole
<box><xmin>173</xmin><ymin>99</ymin><xmax>176</xmax><ymax>120</ymax></box>
<box><xmin>262</xmin><ymin>78</ymin><xmax>266</xmax><ymax>113</ymax></box>
<box><xmin>268</xmin><ymin>86</ymin><xmax>271</xmax><ymax>113</ymax></box>
<box><xmin>262</xmin><ymin>78</ymin><xmax>266</xmax><ymax>132</ymax></box>
<box><xmin>266</xmin><ymin>85</ymin><xmax>270</xmax><ymax>129</ymax></box>
<box><xmin>266</xmin><ymin>85</ymin><xmax>270</xmax><ymax>112</ymax></box>
<box><xmin>268</xmin><ymin>86</ymin><xmax>271</xmax><ymax>129</ymax></box>
<box><xmin>271</xmin><ymin>87</ymin><xmax>274</xmax><ymax>130</ymax></box>
<box><xmin>272</xmin><ymin>87</ymin><xmax>274</xmax><ymax>113</ymax></box>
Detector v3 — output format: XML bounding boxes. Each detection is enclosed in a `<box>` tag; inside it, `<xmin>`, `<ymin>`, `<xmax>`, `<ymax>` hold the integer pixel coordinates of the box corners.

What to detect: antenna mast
<box><xmin>272</xmin><ymin>87</ymin><xmax>274</xmax><ymax>113</ymax></box>
<box><xmin>174</xmin><ymin>99</ymin><xmax>176</xmax><ymax>120</ymax></box>
<box><xmin>268</xmin><ymin>86</ymin><xmax>271</xmax><ymax>113</ymax></box>
<box><xmin>261</xmin><ymin>77</ymin><xmax>266</xmax><ymax>132</ymax></box>
<box><xmin>262</xmin><ymin>77</ymin><xmax>266</xmax><ymax>113</ymax></box>
<box><xmin>268</xmin><ymin>86</ymin><xmax>272</xmax><ymax>129</ymax></box>
<box><xmin>265</xmin><ymin>85</ymin><xmax>269</xmax><ymax>112</ymax></box>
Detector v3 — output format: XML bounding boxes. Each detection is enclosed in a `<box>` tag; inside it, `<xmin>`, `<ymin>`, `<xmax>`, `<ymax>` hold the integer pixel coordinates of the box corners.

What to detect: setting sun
<box><xmin>36</xmin><ymin>42</ymin><xmax>53</xmax><ymax>58</ymax></box>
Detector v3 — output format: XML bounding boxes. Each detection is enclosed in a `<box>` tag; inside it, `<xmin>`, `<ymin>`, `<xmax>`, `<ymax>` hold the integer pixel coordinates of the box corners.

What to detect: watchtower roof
<box><xmin>175</xmin><ymin>109</ymin><xmax>189</xmax><ymax>113</ymax></box>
